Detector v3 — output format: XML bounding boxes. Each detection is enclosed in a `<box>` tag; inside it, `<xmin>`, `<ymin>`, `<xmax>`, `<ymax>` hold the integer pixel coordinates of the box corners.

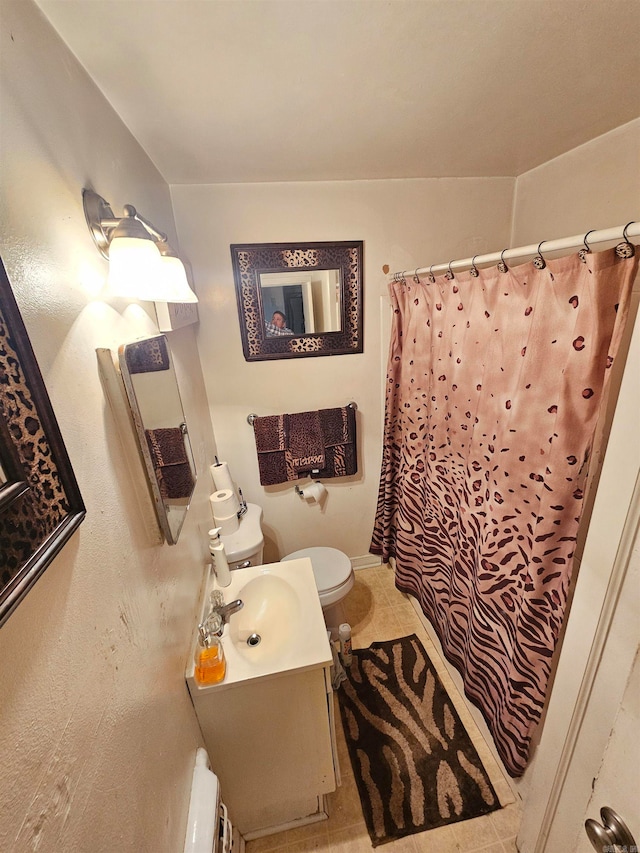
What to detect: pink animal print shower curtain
<box><xmin>371</xmin><ymin>248</ymin><xmax>638</xmax><ymax>776</ymax></box>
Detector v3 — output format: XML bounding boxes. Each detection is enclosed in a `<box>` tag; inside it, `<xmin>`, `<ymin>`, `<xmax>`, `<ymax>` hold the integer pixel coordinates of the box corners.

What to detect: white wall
<box><xmin>511</xmin><ymin>118</ymin><xmax>640</xmax><ymax>244</ymax></box>
<box><xmin>171</xmin><ymin>178</ymin><xmax>514</xmax><ymax>562</ymax></box>
<box><xmin>0</xmin><ymin>2</ymin><xmax>216</xmax><ymax>850</ymax></box>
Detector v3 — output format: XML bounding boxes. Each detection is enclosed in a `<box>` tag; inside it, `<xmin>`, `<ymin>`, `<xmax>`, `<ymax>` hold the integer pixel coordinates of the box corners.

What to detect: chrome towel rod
<box><xmin>389</xmin><ymin>221</ymin><xmax>639</xmax><ymax>282</ymax></box>
<box><xmin>247</xmin><ymin>401</ymin><xmax>358</xmax><ymax>426</ymax></box>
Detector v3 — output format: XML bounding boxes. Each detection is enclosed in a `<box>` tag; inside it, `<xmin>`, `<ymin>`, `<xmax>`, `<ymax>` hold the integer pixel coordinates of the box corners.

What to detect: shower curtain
<box><xmin>371</xmin><ymin>247</ymin><xmax>638</xmax><ymax>776</ymax></box>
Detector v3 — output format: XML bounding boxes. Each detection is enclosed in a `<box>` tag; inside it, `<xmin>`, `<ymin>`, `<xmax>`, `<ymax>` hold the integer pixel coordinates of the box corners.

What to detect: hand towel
<box><xmin>286</xmin><ymin>410</ymin><xmax>325</xmax><ymax>472</ymax></box>
<box><xmin>253</xmin><ymin>405</ymin><xmax>357</xmax><ymax>486</ymax></box>
<box><xmin>313</xmin><ymin>405</ymin><xmax>357</xmax><ymax>479</ymax></box>
<box><xmin>252</xmin><ymin>414</ymin><xmax>289</xmax><ymax>485</ymax></box>
<box><xmin>145</xmin><ymin>427</ymin><xmax>194</xmax><ymax>500</ymax></box>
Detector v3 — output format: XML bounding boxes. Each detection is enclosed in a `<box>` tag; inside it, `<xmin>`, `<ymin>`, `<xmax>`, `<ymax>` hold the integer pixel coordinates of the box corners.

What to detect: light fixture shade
<box><xmin>107</xmin><ymin>232</ymin><xmax>164</xmax><ymax>299</ymax></box>
<box><xmin>157</xmin><ymin>255</ymin><xmax>199</xmax><ymax>303</ymax></box>
<box><xmin>85</xmin><ymin>191</ymin><xmax>198</xmax><ymax>303</ymax></box>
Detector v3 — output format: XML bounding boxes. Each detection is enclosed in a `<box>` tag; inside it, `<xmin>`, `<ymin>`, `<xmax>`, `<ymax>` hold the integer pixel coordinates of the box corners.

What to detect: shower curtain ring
<box><xmin>445</xmin><ymin>260</ymin><xmax>455</xmax><ymax>281</ymax></box>
<box><xmin>616</xmin><ymin>221</ymin><xmax>636</xmax><ymax>258</ymax></box>
<box><xmin>413</xmin><ymin>268</ymin><xmax>420</xmax><ymax>283</ymax></box>
<box><xmin>428</xmin><ymin>264</ymin><xmax>436</xmax><ymax>283</ymax></box>
<box><xmin>498</xmin><ymin>249</ymin><xmax>509</xmax><ymax>273</ymax></box>
<box><xmin>578</xmin><ymin>229</ymin><xmax>596</xmax><ymax>263</ymax></box>
<box><xmin>533</xmin><ymin>241</ymin><xmax>547</xmax><ymax>269</ymax></box>
<box><xmin>470</xmin><ymin>254</ymin><xmax>480</xmax><ymax>277</ymax></box>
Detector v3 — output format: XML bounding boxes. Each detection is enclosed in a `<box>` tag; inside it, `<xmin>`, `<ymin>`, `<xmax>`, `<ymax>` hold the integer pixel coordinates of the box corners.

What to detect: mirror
<box><xmin>231</xmin><ymin>240</ymin><xmax>363</xmax><ymax>361</ymax></box>
<box><xmin>0</xmin><ymin>454</ymin><xmax>28</xmax><ymax>514</ymax></box>
<box><xmin>119</xmin><ymin>335</ymin><xmax>196</xmax><ymax>544</ymax></box>
<box><xmin>260</xmin><ymin>269</ymin><xmax>342</xmax><ymax>335</ymax></box>
<box><xmin>0</xmin><ymin>410</ymin><xmax>31</xmax><ymax>513</ymax></box>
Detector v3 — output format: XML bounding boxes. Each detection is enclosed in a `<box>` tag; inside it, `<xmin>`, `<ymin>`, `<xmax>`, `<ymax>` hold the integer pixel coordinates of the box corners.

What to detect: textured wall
<box><xmin>171</xmin><ymin>177</ymin><xmax>514</xmax><ymax>563</ymax></box>
<box><xmin>0</xmin><ymin>2</ymin><xmax>215</xmax><ymax>850</ymax></box>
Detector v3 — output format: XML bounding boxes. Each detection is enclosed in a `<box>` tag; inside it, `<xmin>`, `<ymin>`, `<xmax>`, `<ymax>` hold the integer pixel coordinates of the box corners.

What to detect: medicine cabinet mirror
<box><xmin>231</xmin><ymin>240</ymin><xmax>364</xmax><ymax>361</ymax></box>
<box><xmin>119</xmin><ymin>335</ymin><xmax>196</xmax><ymax>544</ymax></box>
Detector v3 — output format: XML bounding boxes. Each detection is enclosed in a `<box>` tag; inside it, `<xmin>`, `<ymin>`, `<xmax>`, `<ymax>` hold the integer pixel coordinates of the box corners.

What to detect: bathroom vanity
<box><xmin>186</xmin><ymin>560</ymin><xmax>340</xmax><ymax>838</ymax></box>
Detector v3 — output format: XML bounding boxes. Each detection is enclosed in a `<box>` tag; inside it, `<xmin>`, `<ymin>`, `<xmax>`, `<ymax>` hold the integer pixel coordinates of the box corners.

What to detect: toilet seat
<box><xmin>282</xmin><ymin>546</ymin><xmax>353</xmax><ymax>597</ymax></box>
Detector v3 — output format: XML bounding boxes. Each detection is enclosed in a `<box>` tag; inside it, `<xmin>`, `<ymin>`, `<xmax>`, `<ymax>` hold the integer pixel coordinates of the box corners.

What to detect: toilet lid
<box><xmin>282</xmin><ymin>546</ymin><xmax>352</xmax><ymax>593</ymax></box>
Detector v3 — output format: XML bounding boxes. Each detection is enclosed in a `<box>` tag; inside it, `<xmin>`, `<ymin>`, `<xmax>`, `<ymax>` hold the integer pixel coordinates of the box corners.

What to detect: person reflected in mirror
<box><xmin>265</xmin><ymin>310</ymin><xmax>294</xmax><ymax>336</ymax></box>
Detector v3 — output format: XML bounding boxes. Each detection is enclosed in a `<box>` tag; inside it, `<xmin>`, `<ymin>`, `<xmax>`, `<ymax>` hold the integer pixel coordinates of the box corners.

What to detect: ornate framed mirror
<box><xmin>231</xmin><ymin>240</ymin><xmax>364</xmax><ymax>361</ymax></box>
<box><xmin>0</xmin><ymin>257</ymin><xmax>86</xmax><ymax>628</ymax></box>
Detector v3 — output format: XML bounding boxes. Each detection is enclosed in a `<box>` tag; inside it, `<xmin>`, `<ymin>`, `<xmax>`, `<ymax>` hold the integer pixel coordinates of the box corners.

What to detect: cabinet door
<box><xmin>192</xmin><ymin>667</ymin><xmax>336</xmax><ymax>834</ymax></box>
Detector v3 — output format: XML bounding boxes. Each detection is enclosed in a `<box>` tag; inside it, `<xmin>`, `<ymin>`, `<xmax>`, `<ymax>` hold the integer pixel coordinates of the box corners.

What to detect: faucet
<box><xmin>208</xmin><ymin>598</ymin><xmax>244</xmax><ymax>636</ymax></box>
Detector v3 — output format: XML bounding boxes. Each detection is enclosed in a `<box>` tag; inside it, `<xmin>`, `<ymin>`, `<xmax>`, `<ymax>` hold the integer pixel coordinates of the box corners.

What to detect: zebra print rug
<box><xmin>338</xmin><ymin>634</ymin><xmax>500</xmax><ymax>846</ymax></box>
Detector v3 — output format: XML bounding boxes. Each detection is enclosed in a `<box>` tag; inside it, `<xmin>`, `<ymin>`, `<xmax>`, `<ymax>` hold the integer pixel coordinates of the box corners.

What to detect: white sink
<box><xmin>187</xmin><ymin>558</ymin><xmax>332</xmax><ymax>691</ymax></box>
<box><xmin>228</xmin><ymin>573</ymin><xmax>299</xmax><ymax>664</ymax></box>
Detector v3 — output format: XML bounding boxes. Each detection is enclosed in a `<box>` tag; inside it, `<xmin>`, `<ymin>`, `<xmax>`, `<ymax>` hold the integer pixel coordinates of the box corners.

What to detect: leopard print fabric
<box><xmin>0</xmin><ymin>303</ymin><xmax>69</xmax><ymax>585</ymax></box>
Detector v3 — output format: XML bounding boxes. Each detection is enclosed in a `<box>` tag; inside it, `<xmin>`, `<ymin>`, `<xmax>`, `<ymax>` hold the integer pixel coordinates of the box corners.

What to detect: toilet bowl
<box><xmin>281</xmin><ymin>546</ymin><xmax>354</xmax><ymax>639</ymax></box>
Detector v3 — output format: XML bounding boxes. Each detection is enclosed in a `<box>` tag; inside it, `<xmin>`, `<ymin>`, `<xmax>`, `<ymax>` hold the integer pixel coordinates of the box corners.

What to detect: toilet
<box><xmin>221</xmin><ymin>507</ymin><xmax>354</xmax><ymax>639</ymax></box>
<box><xmin>281</xmin><ymin>547</ymin><xmax>355</xmax><ymax>640</ymax></box>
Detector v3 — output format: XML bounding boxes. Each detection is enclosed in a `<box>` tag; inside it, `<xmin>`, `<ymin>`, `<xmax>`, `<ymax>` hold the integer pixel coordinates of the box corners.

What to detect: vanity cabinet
<box><xmin>185</xmin><ymin>560</ymin><xmax>340</xmax><ymax>838</ymax></box>
<box><xmin>188</xmin><ymin>663</ymin><xmax>338</xmax><ymax>837</ymax></box>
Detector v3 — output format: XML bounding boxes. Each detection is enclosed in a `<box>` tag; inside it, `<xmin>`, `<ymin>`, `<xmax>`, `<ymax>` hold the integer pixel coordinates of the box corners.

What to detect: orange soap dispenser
<box><xmin>194</xmin><ymin>620</ymin><xmax>226</xmax><ymax>686</ymax></box>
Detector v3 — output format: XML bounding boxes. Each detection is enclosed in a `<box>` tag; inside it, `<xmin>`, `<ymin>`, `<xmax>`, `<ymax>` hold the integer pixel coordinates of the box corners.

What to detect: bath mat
<box><xmin>338</xmin><ymin>634</ymin><xmax>500</xmax><ymax>846</ymax></box>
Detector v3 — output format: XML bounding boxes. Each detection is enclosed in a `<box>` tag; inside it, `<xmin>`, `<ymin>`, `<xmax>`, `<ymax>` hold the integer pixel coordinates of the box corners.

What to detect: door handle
<box><xmin>585</xmin><ymin>806</ymin><xmax>636</xmax><ymax>851</ymax></box>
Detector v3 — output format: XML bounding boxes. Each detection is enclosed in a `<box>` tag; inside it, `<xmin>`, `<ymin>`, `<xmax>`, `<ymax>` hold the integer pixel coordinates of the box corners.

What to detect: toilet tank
<box><xmin>220</xmin><ymin>503</ymin><xmax>264</xmax><ymax>569</ymax></box>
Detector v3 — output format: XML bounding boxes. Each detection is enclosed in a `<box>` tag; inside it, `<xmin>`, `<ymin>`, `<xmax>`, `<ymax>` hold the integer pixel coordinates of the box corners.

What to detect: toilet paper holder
<box><xmin>295</xmin><ymin>480</ymin><xmax>327</xmax><ymax>504</ymax></box>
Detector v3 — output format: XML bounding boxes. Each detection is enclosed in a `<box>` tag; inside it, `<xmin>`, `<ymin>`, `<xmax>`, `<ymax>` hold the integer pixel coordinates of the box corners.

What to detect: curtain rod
<box><xmin>389</xmin><ymin>221</ymin><xmax>639</xmax><ymax>282</ymax></box>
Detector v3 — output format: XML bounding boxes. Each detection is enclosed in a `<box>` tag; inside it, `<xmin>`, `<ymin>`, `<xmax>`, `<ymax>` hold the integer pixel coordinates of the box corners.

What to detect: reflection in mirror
<box><xmin>231</xmin><ymin>240</ymin><xmax>363</xmax><ymax>362</ymax></box>
<box><xmin>0</xmin><ymin>404</ymin><xmax>31</xmax><ymax>514</ymax></box>
<box><xmin>119</xmin><ymin>335</ymin><xmax>196</xmax><ymax>544</ymax></box>
<box><xmin>260</xmin><ymin>269</ymin><xmax>342</xmax><ymax>335</ymax></box>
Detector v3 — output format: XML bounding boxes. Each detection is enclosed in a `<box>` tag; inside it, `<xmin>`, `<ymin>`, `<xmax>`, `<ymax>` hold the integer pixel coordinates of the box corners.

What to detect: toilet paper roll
<box><xmin>302</xmin><ymin>481</ymin><xmax>327</xmax><ymax>504</ymax></box>
<box><xmin>213</xmin><ymin>514</ymin><xmax>239</xmax><ymax>536</ymax></box>
<box><xmin>209</xmin><ymin>489</ymin><xmax>240</xmax><ymax>534</ymax></box>
<box><xmin>210</xmin><ymin>488</ymin><xmax>240</xmax><ymax>517</ymax></box>
<box><xmin>209</xmin><ymin>461</ymin><xmax>235</xmax><ymax>494</ymax></box>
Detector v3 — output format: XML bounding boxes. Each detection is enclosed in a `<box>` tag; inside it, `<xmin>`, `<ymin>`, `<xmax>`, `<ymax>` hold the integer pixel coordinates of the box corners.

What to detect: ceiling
<box><xmin>36</xmin><ymin>0</ymin><xmax>640</xmax><ymax>184</ymax></box>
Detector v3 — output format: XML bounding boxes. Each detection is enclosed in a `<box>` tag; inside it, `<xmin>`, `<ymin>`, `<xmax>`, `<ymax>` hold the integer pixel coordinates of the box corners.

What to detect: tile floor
<box><xmin>245</xmin><ymin>565</ymin><xmax>521</xmax><ymax>853</ymax></box>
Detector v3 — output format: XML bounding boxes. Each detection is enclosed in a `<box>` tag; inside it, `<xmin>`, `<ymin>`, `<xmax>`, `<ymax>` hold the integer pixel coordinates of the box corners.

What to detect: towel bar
<box><xmin>246</xmin><ymin>401</ymin><xmax>357</xmax><ymax>426</ymax></box>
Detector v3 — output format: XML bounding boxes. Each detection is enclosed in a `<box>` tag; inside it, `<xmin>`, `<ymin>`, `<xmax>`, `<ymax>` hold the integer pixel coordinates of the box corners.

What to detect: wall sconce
<box><xmin>82</xmin><ymin>188</ymin><xmax>198</xmax><ymax>303</ymax></box>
